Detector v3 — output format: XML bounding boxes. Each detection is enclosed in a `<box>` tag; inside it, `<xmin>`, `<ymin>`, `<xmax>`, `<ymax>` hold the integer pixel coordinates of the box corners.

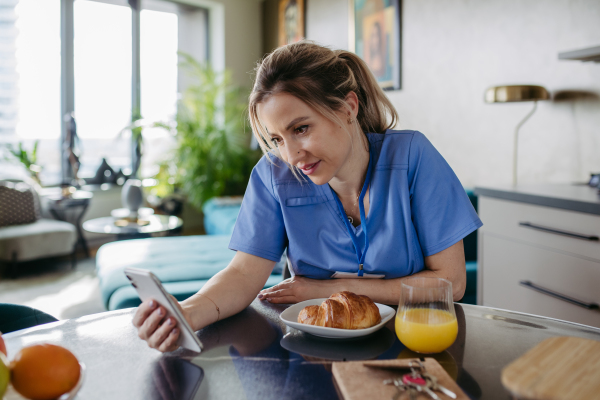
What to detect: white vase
<box><xmin>121</xmin><ymin>179</ymin><xmax>144</xmax><ymax>217</ymax></box>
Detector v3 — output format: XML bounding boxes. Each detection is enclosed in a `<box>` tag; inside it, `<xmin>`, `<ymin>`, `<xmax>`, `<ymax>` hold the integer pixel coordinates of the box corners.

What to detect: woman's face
<box><xmin>257</xmin><ymin>93</ymin><xmax>357</xmax><ymax>186</ymax></box>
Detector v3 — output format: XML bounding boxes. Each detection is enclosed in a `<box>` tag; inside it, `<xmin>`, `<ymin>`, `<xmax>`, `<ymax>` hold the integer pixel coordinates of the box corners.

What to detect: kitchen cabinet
<box><xmin>475</xmin><ymin>185</ymin><xmax>600</xmax><ymax>328</ymax></box>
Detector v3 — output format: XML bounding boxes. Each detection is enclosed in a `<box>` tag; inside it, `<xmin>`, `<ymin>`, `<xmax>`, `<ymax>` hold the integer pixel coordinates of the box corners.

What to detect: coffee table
<box><xmin>83</xmin><ymin>214</ymin><xmax>183</xmax><ymax>240</ymax></box>
<box><xmin>4</xmin><ymin>301</ymin><xmax>600</xmax><ymax>400</ymax></box>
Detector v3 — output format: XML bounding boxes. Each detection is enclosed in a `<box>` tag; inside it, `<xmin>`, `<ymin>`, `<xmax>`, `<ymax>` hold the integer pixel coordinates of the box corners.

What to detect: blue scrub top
<box><xmin>229</xmin><ymin>130</ymin><xmax>482</xmax><ymax>279</ymax></box>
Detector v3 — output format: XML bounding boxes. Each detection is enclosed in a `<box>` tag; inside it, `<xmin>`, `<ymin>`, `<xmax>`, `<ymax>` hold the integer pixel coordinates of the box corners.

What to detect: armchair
<box><xmin>0</xmin><ymin>180</ymin><xmax>77</xmax><ymax>277</ymax></box>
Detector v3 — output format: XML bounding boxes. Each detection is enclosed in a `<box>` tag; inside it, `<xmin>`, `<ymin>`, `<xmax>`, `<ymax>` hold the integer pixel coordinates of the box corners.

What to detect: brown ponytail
<box><xmin>249</xmin><ymin>40</ymin><xmax>399</xmax><ymax>156</ymax></box>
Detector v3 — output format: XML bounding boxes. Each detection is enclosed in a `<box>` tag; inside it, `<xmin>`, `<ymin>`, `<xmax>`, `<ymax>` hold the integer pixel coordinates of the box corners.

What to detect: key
<box><xmin>403</xmin><ymin>378</ymin><xmax>440</xmax><ymax>400</ymax></box>
<box><xmin>421</xmin><ymin>372</ymin><xmax>457</xmax><ymax>399</ymax></box>
<box><xmin>389</xmin><ymin>376</ymin><xmax>416</xmax><ymax>400</ymax></box>
<box><xmin>417</xmin><ymin>361</ymin><xmax>457</xmax><ymax>399</ymax></box>
<box><xmin>402</xmin><ymin>372</ymin><xmax>439</xmax><ymax>400</ymax></box>
<box><xmin>383</xmin><ymin>378</ymin><xmax>407</xmax><ymax>400</ymax></box>
<box><xmin>393</xmin><ymin>379</ymin><xmax>408</xmax><ymax>400</ymax></box>
<box><xmin>402</xmin><ymin>374</ymin><xmax>440</xmax><ymax>400</ymax></box>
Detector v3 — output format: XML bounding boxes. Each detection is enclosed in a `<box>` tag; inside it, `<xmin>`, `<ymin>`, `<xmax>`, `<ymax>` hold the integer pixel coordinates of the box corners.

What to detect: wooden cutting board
<box><xmin>502</xmin><ymin>336</ymin><xmax>600</xmax><ymax>400</ymax></box>
<box><xmin>332</xmin><ymin>358</ymin><xmax>468</xmax><ymax>400</ymax></box>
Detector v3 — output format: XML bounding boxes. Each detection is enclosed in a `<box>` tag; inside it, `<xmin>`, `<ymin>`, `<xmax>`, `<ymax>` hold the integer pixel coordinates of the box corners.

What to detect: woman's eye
<box><xmin>294</xmin><ymin>125</ymin><xmax>308</xmax><ymax>134</ymax></box>
<box><xmin>270</xmin><ymin>137</ymin><xmax>283</xmax><ymax>146</ymax></box>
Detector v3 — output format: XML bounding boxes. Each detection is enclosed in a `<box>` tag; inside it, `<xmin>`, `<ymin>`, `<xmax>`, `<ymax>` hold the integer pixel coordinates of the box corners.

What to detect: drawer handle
<box><xmin>519</xmin><ymin>280</ymin><xmax>600</xmax><ymax>310</ymax></box>
<box><xmin>519</xmin><ymin>222</ymin><xmax>599</xmax><ymax>242</ymax></box>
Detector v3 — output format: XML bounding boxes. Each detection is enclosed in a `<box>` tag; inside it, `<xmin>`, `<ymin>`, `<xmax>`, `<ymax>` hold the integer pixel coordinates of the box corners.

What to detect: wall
<box><xmin>263</xmin><ymin>0</ymin><xmax>279</xmax><ymax>54</ymax></box>
<box><xmin>178</xmin><ymin>0</ymin><xmax>264</xmax><ymax>88</ymax></box>
<box><xmin>268</xmin><ymin>0</ymin><xmax>600</xmax><ymax>187</ymax></box>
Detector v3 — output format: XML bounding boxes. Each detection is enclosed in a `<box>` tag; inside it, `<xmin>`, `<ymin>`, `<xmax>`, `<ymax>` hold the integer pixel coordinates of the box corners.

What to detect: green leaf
<box><xmin>148</xmin><ymin>52</ymin><xmax>260</xmax><ymax>209</ymax></box>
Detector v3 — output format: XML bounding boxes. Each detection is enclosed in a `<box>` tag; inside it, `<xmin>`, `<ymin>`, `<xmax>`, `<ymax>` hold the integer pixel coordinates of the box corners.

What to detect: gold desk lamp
<box><xmin>485</xmin><ymin>85</ymin><xmax>550</xmax><ymax>186</ymax></box>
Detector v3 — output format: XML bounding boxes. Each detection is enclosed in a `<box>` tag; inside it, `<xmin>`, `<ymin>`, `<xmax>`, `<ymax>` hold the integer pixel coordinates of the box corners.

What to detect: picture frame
<box><xmin>278</xmin><ymin>0</ymin><xmax>305</xmax><ymax>47</ymax></box>
<box><xmin>349</xmin><ymin>0</ymin><xmax>402</xmax><ymax>90</ymax></box>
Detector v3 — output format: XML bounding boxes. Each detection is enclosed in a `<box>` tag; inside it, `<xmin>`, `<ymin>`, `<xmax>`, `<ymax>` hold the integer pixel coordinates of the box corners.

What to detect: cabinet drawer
<box><xmin>480</xmin><ymin>197</ymin><xmax>600</xmax><ymax>262</ymax></box>
<box><xmin>481</xmin><ymin>234</ymin><xmax>600</xmax><ymax>328</ymax></box>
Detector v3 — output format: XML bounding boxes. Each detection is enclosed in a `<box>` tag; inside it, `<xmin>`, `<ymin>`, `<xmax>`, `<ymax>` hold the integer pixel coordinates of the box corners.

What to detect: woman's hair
<box><xmin>248</xmin><ymin>41</ymin><xmax>399</xmax><ymax>156</ymax></box>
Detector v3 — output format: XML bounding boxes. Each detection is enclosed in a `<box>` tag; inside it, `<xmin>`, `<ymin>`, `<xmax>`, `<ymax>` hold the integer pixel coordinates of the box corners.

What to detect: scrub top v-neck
<box><xmin>229</xmin><ymin>130</ymin><xmax>482</xmax><ymax>280</ymax></box>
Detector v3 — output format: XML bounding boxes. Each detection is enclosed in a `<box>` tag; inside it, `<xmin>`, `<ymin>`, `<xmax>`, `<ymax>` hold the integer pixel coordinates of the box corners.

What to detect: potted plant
<box><xmin>149</xmin><ymin>53</ymin><xmax>260</xmax><ymax>211</ymax></box>
<box><xmin>2</xmin><ymin>141</ymin><xmax>42</xmax><ymax>184</ymax></box>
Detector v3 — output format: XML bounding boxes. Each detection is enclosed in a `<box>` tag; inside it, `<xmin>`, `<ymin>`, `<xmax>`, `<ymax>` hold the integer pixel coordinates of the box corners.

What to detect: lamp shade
<box><xmin>485</xmin><ymin>85</ymin><xmax>550</xmax><ymax>103</ymax></box>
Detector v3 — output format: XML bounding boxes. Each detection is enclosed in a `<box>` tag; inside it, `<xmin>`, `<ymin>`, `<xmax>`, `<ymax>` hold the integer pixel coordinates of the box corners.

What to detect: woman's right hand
<box><xmin>132</xmin><ymin>299</ymin><xmax>181</xmax><ymax>353</ymax></box>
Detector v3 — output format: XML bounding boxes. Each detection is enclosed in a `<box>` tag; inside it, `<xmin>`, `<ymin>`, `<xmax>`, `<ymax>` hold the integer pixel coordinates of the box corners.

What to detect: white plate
<box><xmin>279</xmin><ymin>299</ymin><xmax>396</xmax><ymax>339</ymax></box>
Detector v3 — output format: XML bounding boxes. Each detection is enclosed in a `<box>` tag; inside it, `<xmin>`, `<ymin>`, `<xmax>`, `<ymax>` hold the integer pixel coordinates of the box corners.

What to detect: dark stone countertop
<box><xmin>474</xmin><ymin>184</ymin><xmax>600</xmax><ymax>215</ymax></box>
<box><xmin>4</xmin><ymin>300</ymin><xmax>600</xmax><ymax>400</ymax></box>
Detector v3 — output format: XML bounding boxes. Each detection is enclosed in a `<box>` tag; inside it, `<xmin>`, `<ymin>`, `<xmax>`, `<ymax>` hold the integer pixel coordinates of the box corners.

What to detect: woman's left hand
<box><xmin>258</xmin><ymin>276</ymin><xmax>341</xmax><ymax>304</ymax></box>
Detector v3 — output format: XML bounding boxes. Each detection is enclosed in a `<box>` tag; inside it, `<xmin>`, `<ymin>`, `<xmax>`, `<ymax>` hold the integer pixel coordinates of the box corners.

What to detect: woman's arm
<box><xmin>181</xmin><ymin>251</ymin><xmax>276</xmax><ymax>330</ymax></box>
<box><xmin>132</xmin><ymin>251</ymin><xmax>275</xmax><ymax>352</ymax></box>
<box><xmin>259</xmin><ymin>240</ymin><xmax>466</xmax><ymax>305</ymax></box>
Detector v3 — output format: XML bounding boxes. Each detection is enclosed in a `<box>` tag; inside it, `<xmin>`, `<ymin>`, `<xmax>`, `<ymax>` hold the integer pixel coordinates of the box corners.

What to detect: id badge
<box><xmin>330</xmin><ymin>271</ymin><xmax>385</xmax><ymax>279</ymax></box>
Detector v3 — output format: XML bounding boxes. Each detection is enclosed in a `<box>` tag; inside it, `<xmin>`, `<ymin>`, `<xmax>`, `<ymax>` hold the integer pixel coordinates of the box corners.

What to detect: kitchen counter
<box><xmin>474</xmin><ymin>184</ymin><xmax>600</xmax><ymax>215</ymax></box>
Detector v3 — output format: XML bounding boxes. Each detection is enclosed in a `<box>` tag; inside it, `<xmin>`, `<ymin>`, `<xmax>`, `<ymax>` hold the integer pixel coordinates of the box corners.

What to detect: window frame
<box><xmin>59</xmin><ymin>0</ymin><xmax>213</xmax><ymax>184</ymax></box>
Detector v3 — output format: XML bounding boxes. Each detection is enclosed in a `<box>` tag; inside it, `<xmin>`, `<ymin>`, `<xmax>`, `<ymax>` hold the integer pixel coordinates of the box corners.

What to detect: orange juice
<box><xmin>395</xmin><ymin>308</ymin><xmax>458</xmax><ymax>353</ymax></box>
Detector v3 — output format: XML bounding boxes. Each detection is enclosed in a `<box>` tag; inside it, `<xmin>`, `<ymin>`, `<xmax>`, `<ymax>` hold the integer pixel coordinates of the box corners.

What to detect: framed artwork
<box><xmin>278</xmin><ymin>0</ymin><xmax>305</xmax><ymax>47</ymax></box>
<box><xmin>350</xmin><ymin>0</ymin><xmax>402</xmax><ymax>90</ymax></box>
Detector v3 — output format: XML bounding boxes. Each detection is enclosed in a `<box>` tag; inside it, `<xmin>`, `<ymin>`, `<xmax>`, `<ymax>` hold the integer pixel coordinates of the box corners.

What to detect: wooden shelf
<box><xmin>559</xmin><ymin>45</ymin><xmax>600</xmax><ymax>62</ymax></box>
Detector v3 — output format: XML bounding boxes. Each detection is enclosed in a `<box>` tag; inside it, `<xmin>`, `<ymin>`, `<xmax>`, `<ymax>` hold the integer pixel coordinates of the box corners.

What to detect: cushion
<box><xmin>0</xmin><ymin>219</ymin><xmax>77</xmax><ymax>261</ymax></box>
<box><xmin>0</xmin><ymin>182</ymin><xmax>40</xmax><ymax>227</ymax></box>
<box><xmin>463</xmin><ymin>189</ymin><xmax>478</xmax><ymax>262</ymax></box>
<box><xmin>461</xmin><ymin>261</ymin><xmax>478</xmax><ymax>305</ymax></box>
<box><xmin>202</xmin><ymin>197</ymin><xmax>242</xmax><ymax>235</ymax></box>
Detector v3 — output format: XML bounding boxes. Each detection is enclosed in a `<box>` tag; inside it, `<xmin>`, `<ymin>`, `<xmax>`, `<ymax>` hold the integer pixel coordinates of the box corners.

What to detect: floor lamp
<box><xmin>485</xmin><ymin>85</ymin><xmax>550</xmax><ymax>186</ymax></box>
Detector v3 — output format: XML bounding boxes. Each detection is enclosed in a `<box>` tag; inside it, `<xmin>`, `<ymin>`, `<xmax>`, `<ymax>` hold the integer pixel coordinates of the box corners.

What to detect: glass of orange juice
<box><xmin>395</xmin><ymin>277</ymin><xmax>458</xmax><ymax>353</ymax></box>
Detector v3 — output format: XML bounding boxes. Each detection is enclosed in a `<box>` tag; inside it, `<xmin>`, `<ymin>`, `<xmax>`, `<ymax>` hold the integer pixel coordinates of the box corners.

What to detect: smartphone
<box><xmin>124</xmin><ymin>267</ymin><xmax>203</xmax><ymax>352</ymax></box>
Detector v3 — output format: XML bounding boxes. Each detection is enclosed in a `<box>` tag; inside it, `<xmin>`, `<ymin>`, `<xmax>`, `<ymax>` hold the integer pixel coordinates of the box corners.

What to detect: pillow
<box><xmin>0</xmin><ymin>181</ymin><xmax>40</xmax><ymax>227</ymax></box>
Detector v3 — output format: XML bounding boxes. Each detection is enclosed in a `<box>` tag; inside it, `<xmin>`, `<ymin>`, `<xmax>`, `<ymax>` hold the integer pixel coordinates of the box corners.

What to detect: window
<box><xmin>0</xmin><ymin>0</ymin><xmax>208</xmax><ymax>185</ymax></box>
<box><xmin>138</xmin><ymin>0</ymin><xmax>208</xmax><ymax>179</ymax></box>
<box><xmin>0</xmin><ymin>0</ymin><xmax>61</xmax><ymax>183</ymax></box>
<box><xmin>74</xmin><ymin>0</ymin><xmax>132</xmax><ymax>179</ymax></box>
<box><xmin>139</xmin><ymin>0</ymin><xmax>178</xmax><ymax>178</ymax></box>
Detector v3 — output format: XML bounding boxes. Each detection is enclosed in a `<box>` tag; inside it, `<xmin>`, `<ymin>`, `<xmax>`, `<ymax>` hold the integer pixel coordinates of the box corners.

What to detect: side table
<box><xmin>44</xmin><ymin>190</ymin><xmax>93</xmax><ymax>258</ymax></box>
<box><xmin>83</xmin><ymin>214</ymin><xmax>183</xmax><ymax>240</ymax></box>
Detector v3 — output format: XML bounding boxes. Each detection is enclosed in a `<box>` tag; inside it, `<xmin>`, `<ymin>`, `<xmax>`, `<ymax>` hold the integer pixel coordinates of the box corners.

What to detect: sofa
<box><xmin>0</xmin><ymin>180</ymin><xmax>77</xmax><ymax>276</ymax></box>
<box><xmin>461</xmin><ymin>189</ymin><xmax>478</xmax><ymax>305</ymax></box>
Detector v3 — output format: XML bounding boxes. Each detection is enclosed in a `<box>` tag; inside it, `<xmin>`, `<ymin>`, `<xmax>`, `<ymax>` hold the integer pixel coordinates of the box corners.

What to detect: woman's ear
<box><xmin>344</xmin><ymin>91</ymin><xmax>360</xmax><ymax>118</ymax></box>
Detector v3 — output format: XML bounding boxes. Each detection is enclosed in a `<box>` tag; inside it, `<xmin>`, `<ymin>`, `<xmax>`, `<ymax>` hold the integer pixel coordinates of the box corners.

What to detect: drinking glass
<box><xmin>395</xmin><ymin>277</ymin><xmax>458</xmax><ymax>353</ymax></box>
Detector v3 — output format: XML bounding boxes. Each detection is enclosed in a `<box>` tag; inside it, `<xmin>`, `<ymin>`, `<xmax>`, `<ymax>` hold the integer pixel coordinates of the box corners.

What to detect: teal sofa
<box><xmin>461</xmin><ymin>189</ymin><xmax>478</xmax><ymax>305</ymax></box>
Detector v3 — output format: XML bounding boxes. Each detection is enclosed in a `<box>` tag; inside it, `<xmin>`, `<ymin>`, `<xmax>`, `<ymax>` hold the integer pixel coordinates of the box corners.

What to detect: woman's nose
<box><xmin>285</xmin><ymin>141</ymin><xmax>303</xmax><ymax>165</ymax></box>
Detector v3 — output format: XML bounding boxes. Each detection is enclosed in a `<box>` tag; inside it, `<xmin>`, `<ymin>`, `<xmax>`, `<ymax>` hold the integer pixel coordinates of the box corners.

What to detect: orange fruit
<box><xmin>10</xmin><ymin>344</ymin><xmax>80</xmax><ymax>400</ymax></box>
<box><xmin>0</xmin><ymin>332</ymin><xmax>6</xmax><ymax>356</ymax></box>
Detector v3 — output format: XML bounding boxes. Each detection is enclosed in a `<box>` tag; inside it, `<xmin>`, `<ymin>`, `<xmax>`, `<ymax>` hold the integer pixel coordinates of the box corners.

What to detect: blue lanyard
<box><xmin>331</xmin><ymin>146</ymin><xmax>374</xmax><ymax>277</ymax></box>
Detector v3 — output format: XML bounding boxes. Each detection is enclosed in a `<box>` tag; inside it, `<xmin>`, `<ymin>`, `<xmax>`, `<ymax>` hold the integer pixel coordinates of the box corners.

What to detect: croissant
<box><xmin>297</xmin><ymin>291</ymin><xmax>381</xmax><ymax>329</ymax></box>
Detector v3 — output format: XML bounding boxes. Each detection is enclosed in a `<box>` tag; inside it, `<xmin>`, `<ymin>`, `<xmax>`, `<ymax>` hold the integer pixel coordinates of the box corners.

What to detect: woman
<box><xmin>133</xmin><ymin>41</ymin><xmax>482</xmax><ymax>352</ymax></box>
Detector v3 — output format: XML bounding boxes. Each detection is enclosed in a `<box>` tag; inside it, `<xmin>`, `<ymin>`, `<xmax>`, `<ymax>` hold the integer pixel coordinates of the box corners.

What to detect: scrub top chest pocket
<box><xmin>285</xmin><ymin>196</ymin><xmax>328</xmax><ymax>207</ymax></box>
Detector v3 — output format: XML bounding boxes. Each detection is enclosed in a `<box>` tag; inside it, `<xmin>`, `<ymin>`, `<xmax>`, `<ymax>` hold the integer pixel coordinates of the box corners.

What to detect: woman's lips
<box><xmin>300</xmin><ymin>161</ymin><xmax>321</xmax><ymax>175</ymax></box>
